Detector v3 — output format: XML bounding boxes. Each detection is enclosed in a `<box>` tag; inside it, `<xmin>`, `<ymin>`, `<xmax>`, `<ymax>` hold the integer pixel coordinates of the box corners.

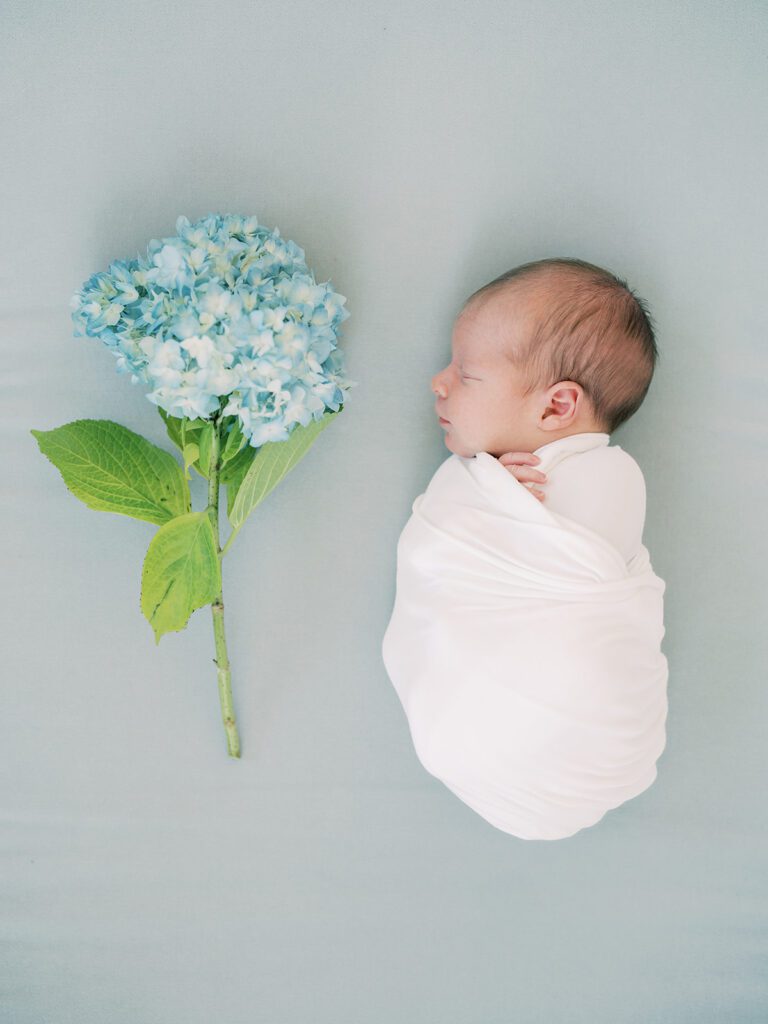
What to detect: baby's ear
<box><xmin>542</xmin><ymin>382</ymin><xmax>586</xmax><ymax>426</ymax></box>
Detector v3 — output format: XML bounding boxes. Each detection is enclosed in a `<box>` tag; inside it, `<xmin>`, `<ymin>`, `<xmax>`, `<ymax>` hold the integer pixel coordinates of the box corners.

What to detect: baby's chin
<box><xmin>441</xmin><ymin>427</ymin><xmax>481</xmax><ymax>459</ymax></box>
<box><xmin>443</xmin><ymin>427</ymin><xmax>526</xmax><ymax>460</ymax></box>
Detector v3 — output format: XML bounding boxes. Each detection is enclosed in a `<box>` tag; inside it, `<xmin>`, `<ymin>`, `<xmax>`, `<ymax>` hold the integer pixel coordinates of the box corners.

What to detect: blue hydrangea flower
<box><xmin>70</xmin><ymin>213</ymin><xmax>357</xmax><ymax>447</ymax></box>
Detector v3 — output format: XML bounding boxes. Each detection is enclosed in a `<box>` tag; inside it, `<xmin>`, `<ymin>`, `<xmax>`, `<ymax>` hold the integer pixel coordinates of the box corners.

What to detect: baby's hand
<box><xmin>497</xmin><ymin>452</ymin><xmax>548</xmax><ymax>502</ymax></box>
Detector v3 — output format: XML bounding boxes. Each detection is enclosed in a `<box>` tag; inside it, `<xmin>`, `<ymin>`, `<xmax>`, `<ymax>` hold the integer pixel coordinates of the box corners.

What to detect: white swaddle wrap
<box><xmin>382</xmin><ymin>433</ymin><xmax>668</xmax><ymax>840</ymax></box>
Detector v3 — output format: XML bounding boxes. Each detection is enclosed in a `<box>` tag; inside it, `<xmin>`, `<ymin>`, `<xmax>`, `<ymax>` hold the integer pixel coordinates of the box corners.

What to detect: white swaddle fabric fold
<box><xmin>381</xmin><ymin>438</ymin><xmax>668</xmax><ymax>840</ymax></box>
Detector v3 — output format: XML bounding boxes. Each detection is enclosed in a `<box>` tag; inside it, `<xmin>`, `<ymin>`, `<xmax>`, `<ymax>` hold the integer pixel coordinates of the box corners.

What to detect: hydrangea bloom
<box><xmin>70</xmin><ymin>213</ymin><xmax>356</xmax><ymax>448</ymax></box>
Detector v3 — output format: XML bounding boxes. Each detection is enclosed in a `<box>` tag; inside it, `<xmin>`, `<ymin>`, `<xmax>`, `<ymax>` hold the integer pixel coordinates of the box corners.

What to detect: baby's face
<box><xmin>431</xmin><ymin>290</ymin><xmax>547</xmax><ymax>459</ymax></box>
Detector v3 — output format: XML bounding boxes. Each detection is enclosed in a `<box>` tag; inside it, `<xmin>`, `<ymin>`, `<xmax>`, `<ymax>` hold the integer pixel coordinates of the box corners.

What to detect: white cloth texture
<box><xmin>533</xmin><ymin>433</ymin><xmax>646</xmax><ymax>564</ymax></box>
<box><xmin>381</xmin><ymin>432</ymin><xmax>669</xmax><ymax>840</ymax></box>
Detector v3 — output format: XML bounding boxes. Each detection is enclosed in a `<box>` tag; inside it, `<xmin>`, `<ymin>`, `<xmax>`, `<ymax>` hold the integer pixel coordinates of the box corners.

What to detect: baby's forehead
<box><xmin>456</xmin><ymin>284</ymin><xmax>546</xmax><ymax>360</ymax></box>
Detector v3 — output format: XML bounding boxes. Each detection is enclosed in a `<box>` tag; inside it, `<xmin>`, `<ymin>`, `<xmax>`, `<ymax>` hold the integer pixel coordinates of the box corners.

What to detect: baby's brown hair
<box><xmin>461</xmin><ymin>258</ymin><xmax>659</xmax><ymax>434</ymax></box>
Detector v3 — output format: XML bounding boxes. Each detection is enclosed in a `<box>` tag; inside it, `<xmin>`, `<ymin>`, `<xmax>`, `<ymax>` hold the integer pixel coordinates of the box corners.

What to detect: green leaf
<box><xmin>221</xmin><ymin>417</ymin><xmax>247</xmax><ymax>464</ymax></box>
<box><xmin>30</xmin><ymin>419</ymin><xmax>191</xmax><ymax>525</ymax></box>
<box><xmin>140</xmin><ymin>510</ymin><xmax>222</xmax><ymax>644</ymax></box>
<box><xmin>220</xmin><ymin>425</ymin><xmax>258</xmax><ymax>518</ymax></box>
<box><xmin>157</xmin><ymin>406</ymin><xmax>183</xmax><ymax>451</ymax></box>
<box><xmin>182</xmin><ymin>443</ymin><xmax>200</xmax><ymax>481</ymax></box>
<box><xmin>224</xmin><ymin>445</ymin><xmax>257</xmax><ymax>520</ymax></box>
<box><xmin>220</xmin><ymin>434</ymin><xmax>255</xmax><ymax>484</ymax></box>
<box><xmin>158</xmin><ymin>406</ymin><xmax>200</xmax><ymax>452</ymax></box>
<box><xmin>196</xmin><ymin>421</ymin><xmax>215</xmax><ymax>478</ymax></box>
<box><xmin>229</xmin><ymin>409</ymin><xmax>340</xmax><ymax>530</ymax></box>
<box><xmin>157</xmin><ymin>407</ymin><xmax>209</xmax><ymax>479</ymax></box>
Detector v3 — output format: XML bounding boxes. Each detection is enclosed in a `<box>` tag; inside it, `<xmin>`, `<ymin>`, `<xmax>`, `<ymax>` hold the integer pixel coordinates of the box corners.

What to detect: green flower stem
<box><xmin>220</xmin><ymin>522</ymin><xmax>241</xmax><ymax>559</ymax></box>
<box><xmin>208</xmin><ymin>415</ymin><xmax>241</xmax><ymax>758</ymax></box>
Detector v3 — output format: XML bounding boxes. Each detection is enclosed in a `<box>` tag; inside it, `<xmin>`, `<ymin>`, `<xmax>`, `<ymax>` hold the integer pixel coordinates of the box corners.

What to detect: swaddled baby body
<box><xmin>381</xmin><ymin>259</ymin><xmax>669</xmax><ymax>840</ymax></box>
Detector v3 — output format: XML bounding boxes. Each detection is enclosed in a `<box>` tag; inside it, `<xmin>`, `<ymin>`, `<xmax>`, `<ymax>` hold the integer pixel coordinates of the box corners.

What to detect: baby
<box><xmin>382</xmin><ymin>257</ymin><xmax>668</xmax><ymax>840</ymax></box>
<box><xmin>431</xmin><ymin>257</ymin><xmax>655</xmax><ymax>565</ymax></box>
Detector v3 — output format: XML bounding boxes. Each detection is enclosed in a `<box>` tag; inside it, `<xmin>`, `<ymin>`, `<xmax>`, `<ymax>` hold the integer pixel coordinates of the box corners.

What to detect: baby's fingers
<box><xmin>504</xmin><ymin>465</ymin><xmax>548</xmax><ymax>484</ymax></box>
<box><xmin>498</xmin><ymin>452</ymin><xmax>541</xmax><ymax>466</ymax></box>
<box><xmin>521</xmin><ymin>483</ymin><xmax>546</xmax><ymax>502</ymax></box>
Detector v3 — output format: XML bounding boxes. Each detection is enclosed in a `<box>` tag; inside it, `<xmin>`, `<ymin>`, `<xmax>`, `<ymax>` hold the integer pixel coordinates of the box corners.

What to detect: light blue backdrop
<box><xmin>3</xmin><ymin>1</ymin><xmax>766</xmax><ymax>1021</ymax></box>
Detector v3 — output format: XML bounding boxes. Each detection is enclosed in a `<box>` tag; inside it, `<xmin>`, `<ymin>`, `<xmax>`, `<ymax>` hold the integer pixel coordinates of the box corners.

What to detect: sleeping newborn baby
<box><xmin>381</xmin><ymin>257</ymin><xmax>669</xmax><ymax>840</ymax></box>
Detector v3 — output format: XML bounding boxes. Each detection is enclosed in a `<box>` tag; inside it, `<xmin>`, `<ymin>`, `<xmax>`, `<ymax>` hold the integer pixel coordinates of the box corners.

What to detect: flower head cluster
<box><xmin>70</xmin><ymin>213</ymin><xmax>356</xmax><ymax>447</ymax></box>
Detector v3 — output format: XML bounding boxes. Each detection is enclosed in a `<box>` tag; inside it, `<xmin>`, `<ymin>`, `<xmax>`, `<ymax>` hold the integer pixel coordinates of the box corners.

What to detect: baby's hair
<box><xmin>460</xmin><ymin>257</ymin><xmax>659</xmax><ymax>434</ymax></box>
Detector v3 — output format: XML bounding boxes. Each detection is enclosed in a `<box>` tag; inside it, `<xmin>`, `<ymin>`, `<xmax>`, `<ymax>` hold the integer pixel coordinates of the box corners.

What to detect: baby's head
<box><xmin>431</xmin><ymin>257</ymin><xmax>658</xmax><ymax>459</ymax></box>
